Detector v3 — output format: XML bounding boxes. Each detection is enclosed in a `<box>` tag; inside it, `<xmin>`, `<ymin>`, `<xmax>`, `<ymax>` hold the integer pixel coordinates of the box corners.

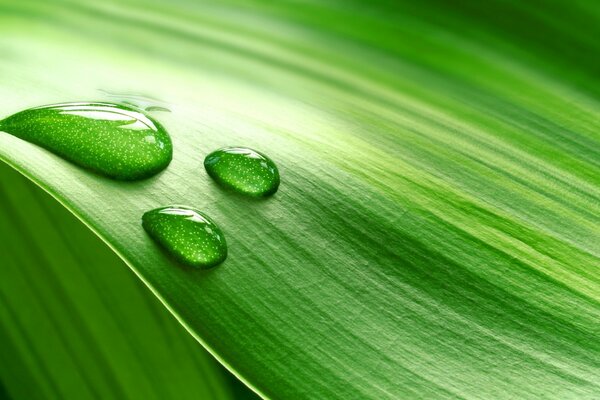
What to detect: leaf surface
<box><xmin>0</xmin><ymin>0</ymin><xmax>599</xmax><ymax>398</ymax></box>
<box><xmin>0</xmin><ymin>163</ymin><xmax>234</xmax><ymax>400</ymax></box>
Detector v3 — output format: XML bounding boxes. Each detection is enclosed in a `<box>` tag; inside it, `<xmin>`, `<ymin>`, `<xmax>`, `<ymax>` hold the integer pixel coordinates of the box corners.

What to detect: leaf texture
<box><xmin>0</xmin><ymin>0</ymin><xmax>599</xmax><ymax>398</ymax></box>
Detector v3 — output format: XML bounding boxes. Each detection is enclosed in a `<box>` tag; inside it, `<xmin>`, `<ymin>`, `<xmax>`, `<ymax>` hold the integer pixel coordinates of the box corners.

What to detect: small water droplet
<box><xmin>145</xmin><ymin>106</ymin><xmax>171</xmax><ymax>113</ymax></box>
<box><xmin>204</xmin><ymin>147</ymin><xmax>280</xmax><ymax>196</ymax></box>
<box><xmin>99</xmin><ymin>90</ymin><xmax>171</xmax><ymax>112</ymax></box>
<box><xmin>142</xmin><ymin>206</ymin><xmax>227</xmax><ymax>269</ymax></box>
<box><xmin>0</xmin><ymin>102</ymin><xmax>173</xmax><ymax>180</ymax></box>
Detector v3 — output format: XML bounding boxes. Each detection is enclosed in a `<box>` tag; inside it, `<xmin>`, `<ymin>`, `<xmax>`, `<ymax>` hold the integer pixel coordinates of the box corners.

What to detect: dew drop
<box><xmin>98</xmin><ymin>89</ymin><xmax>171</xmax><ymax>112</ymax></box>
<box><xmin>204</xmin><ymin>147</ymin><xmax>280</xmax><ymax>197</ymax></box>
<box><xmin>142</xmin><ymin>206</ymin><xmax>227</xmax><ymax>269</ymax></box>
<box><xmin>145</xmin><ymin>106</ymin><xmax>171</xmax><ymax>113</ymax></box>
<box><xmin>0</xmin><ymin>102</ymin><xmax>173</xmax><ymax>180</ymax></box>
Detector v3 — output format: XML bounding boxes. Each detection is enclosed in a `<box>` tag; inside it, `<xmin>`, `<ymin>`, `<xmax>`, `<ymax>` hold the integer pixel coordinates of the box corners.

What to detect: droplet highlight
<box><xmin>142</xmin><ymin>206</ymin><xmax>227</xmax><ymax>269</ymax></box>
<box><xmin>0</xmin><ymin>102</ymin><xmax>173</xmax><ymax>180</ymax></box>
<box><xmin>204</xmin><ymin>147</ymin><xmax>280</xmax><ymax>196</ymax></box>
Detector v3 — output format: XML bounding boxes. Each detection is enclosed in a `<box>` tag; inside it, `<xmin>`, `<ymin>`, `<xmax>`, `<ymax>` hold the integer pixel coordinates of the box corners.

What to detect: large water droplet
<box><xmin>204</xmin><ymin>147</ymin><xmax>280</xmax><ymax>197</ymax></box>
<box><xmin>0</xmin><ymin>102</ymin><xmax>173</xmax><ymax>180</ymax></box>
<box><xmin>142</xmin><ymin>206</ymin><xmax>227</xmax><ymax>269</ymax></box>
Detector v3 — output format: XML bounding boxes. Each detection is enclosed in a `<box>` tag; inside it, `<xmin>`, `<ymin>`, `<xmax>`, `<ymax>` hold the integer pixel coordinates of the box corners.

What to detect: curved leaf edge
<box><xmin>0</xmin><ymin>156</ymin><xmax>268</xmax><ymax>400</ymax></box>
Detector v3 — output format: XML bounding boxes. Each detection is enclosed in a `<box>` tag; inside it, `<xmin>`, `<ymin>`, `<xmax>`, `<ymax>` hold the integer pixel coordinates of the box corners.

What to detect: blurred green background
<box><xmin>0</xmin><ymin>163</ymin><xmax>260</xmax><ymax>399</ymax></box>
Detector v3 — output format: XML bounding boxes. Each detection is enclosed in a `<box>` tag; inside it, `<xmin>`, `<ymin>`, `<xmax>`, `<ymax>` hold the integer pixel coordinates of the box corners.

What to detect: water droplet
<box><xmin>142</xmin><ymin>206</ymin><xmax>227</xmax><ymax>269</ymax></box>
<box><xmin>0</xmin><ymin>102</ymin><xmax>173</xmax><ymax>180</ymax></box>
<box><xmin>99</xmin><ymin>90</ymin><xmax>171</xmax><ymax>112</ymax></box>
<box><xmin>204</xmin><ymin>147</ymin><xmax>280</xmax><ymax>196</ymax></box>
<box><xmin>145</xmin><ymin>106</ymin><xmax>171</xmax><ymax>113</ymax></box>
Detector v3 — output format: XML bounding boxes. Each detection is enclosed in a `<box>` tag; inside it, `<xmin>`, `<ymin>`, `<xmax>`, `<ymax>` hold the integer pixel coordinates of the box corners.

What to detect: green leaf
<box><xmin>1</xmin><ymin>0</ymin><xmax>599</xmax><ymax>399</ymax></box>
<box><xmin>0</xmin><ymin>163</ymin><xmax>234</xmax><ymax>400</ymax></box>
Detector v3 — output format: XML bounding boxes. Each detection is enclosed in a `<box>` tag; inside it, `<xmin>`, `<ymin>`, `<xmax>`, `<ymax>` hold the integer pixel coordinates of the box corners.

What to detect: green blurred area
<box><xmin>0</xmin><ymin>162</ymin><xmax>259</xmax><ymax>399</ymax></box>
